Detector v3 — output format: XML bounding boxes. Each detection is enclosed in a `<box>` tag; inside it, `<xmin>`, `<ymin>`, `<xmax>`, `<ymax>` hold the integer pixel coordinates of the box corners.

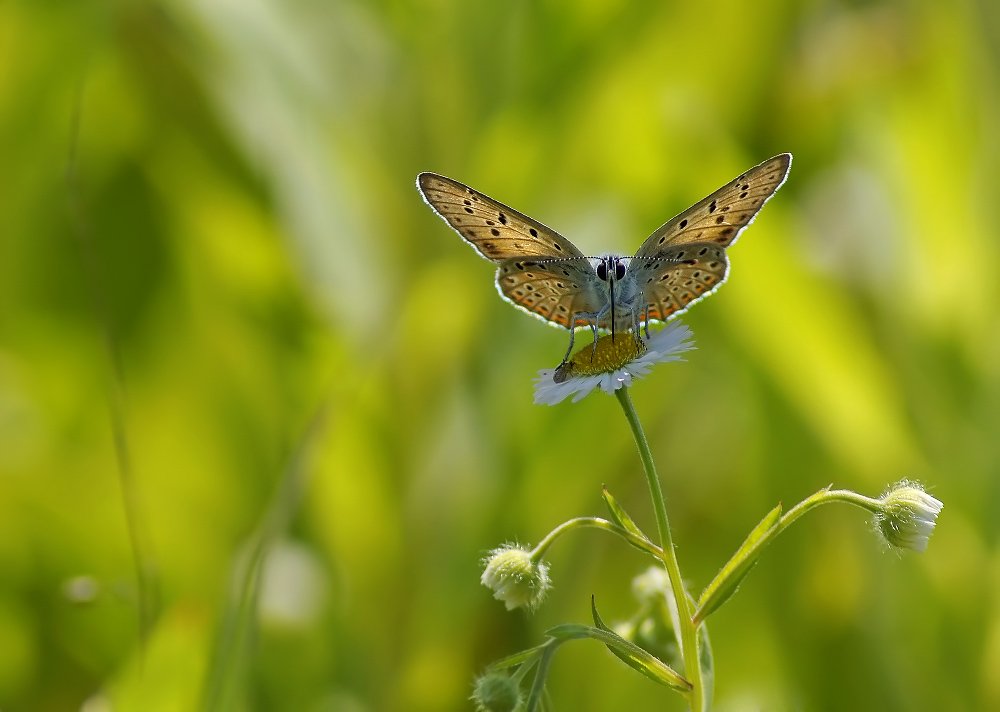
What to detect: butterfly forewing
<box><xmin>635</xmin><ymin>154</ymin><xmax>791</xmax><ymax>256</ymax></box>
<box><xmin>417</xmin><ymin>173</ymin><xmax>586</xmax><ymax>262</ymax></box>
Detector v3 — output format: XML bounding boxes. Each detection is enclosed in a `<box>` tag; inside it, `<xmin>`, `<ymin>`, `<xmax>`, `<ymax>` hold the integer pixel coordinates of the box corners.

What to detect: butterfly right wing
<box><xmin>417</xmin><ymin>173</ymin><xmax>587</xmax><ymax>262</ymax></box>
<box><xmin>495</xmin><ymin>258</ymin><xmax>606</xmax><ymax>329</ymax></box>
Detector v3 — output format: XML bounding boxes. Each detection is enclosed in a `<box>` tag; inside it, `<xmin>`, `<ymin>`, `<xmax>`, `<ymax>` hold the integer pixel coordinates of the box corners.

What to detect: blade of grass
<box><xmin>200</xmin><ymin>401</ymin><xmax>331</xmax><ymax>711</ymax></box>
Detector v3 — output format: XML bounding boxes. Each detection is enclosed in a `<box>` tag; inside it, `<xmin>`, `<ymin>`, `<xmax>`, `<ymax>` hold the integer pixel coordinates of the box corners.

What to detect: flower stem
<box><xmin>779</xmin><ymin>488</ymin><xmax>883</xmax><ymax>527</ymax></box>
<box><xmin>531</xmin><ymin>516</ymin><xmax>665</xmax><ymax>561</ymax></box>
<box><xmin>615</xmin><ymin>387</ymin><xmax>705</xmax><ymax>711</ymax></box>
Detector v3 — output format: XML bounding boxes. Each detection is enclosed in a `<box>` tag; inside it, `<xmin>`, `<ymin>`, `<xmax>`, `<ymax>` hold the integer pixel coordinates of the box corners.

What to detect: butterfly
<box><xmin>417</xmin><ymin>154</ymin><xmax>791</xmax><ymax>364</ymax></box>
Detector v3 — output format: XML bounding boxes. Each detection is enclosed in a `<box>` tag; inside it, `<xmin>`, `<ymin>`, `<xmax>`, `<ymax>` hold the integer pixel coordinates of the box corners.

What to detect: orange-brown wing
<box><xmin>635</xmin><ymin>154</ymin><xmax>791</xmax><ymax>256</ymax></box>
<box><xmin>495</xmin><ymin>258</ymin><xmax>605</xmax><ymax>329</ymax></box>
<box><xmin>417</xmin><ymin>173</ymin><xmax>586</xmax><ymax>262</ymax></box>
<box><xmin>630</xmin><ymin>243</ymin><xmax>729</xmax><ymax>322</ymax></box>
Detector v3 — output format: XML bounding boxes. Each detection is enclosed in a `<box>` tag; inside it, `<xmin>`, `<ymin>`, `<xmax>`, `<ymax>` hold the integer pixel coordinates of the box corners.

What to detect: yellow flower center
<box><xmin>554</xmin><ymin>333</ymin><xmax>646</xmax><ymax>382</ymax></box>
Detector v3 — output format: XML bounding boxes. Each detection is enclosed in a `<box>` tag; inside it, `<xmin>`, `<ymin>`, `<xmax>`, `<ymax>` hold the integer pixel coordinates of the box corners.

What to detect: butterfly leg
<box><xmin>559</xmin><ymin>312</ymin><xmax>599</xmax><ymax>365</ymax></box>
<box><xmin>563</xmin><ymin>309</ymin><xmax>603</xmax><ymax>364</ymax></box>
<box><xmin>589</xmin><ymin>304</ymin><xmax>612</xmax><ymax>362</ymax></box>
<box><xmin>560</xmin><ymin>326</ymin><xmax>578</xmax><ymax>365</ymax></box>
<box><xmin>643</xmin><ymin>305</ymin><xmax>651</xmax><ymax>341</ymax></box>
<box><xmin>631</xmin><ymin>308</ymin><xmax>643</xmax><ymax>346</ymax></box>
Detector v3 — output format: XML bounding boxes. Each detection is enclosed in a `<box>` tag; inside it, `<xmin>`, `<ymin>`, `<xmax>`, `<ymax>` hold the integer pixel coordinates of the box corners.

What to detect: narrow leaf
<box><xmin>698</xmin><ymin>621</ymin><xmax>715</xmax><ymax>710</ymax></box>
<box><xmin>602</xmin><ymin>486</ymin><xmax>647</xmax><ymax>540</ymax></box>
<box><xmin>695</xmin><ymin>503</ymin><xmax>783</xmax><ymax>623</ymax></box>
<box><xmin>525</xmin><ymin>643</ymin><xmax>555</xmax><ymax>712</ymax></box>
<box><xmin>546</xmin><ymin>619</ymin><xmax>691</xmax><ymax>693</ymax></box>
<box><xmin>591</xmin><ymin>596</ymin><xmax>666</xmax><ymax>688</ymax></box>
<box><xmin>487</xmin><ymin>643</ymin><xmax>549</xmax><ymax>672</ymax></box>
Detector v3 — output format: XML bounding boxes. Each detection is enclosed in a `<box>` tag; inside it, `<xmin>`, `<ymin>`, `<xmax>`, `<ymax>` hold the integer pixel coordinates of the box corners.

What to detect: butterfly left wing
<box><xmin>629</xmin><ymin>154</ymin><xmax>791</xmax><ymax>325</ymax></box>
<box><xmin>417</xmin><ymin>173</ymin><xmax>586</xmax><ymax>262</ymax></box>
<box><xmin>635</xmin><ymin>154</ymin><xmax>791</xmax><ymax>256</ymax></box>
<box><xmin>495</xmin><ymin>257</ymin><xmax>605</xmax><ymax>329</ymax></box>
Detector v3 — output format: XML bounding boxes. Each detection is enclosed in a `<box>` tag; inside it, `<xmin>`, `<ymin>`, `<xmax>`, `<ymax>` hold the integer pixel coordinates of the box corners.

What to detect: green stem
<box><xmin>615</xmin><ymin>387</ymin><xmax>705</xmax><ymax>711</ymax></box>
<box><xmin>531</xmin><ymin>516</ymin><xmax>665</xmax><ymax>562</ymax></box>
<box><xmin>777</xmin><ymin>488</ymin><xmax>882</xmax><ymax>531</ymax></box>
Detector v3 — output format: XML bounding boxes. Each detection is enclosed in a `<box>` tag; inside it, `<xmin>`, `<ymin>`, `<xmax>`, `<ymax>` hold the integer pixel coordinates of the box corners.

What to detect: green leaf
<box><xmin>698</xmin><ymin>621</ymin><xmax>715</xmax><ymax>709</ymax></box>
<box><xmin>602</xmin><ymin>486</ymin><xmax>647</xmax><ymax>540</ymax></box>
<box><xmin>487</xmin><ymin>643</ymin><xmax>549</xmax><ymax>672</ymax></box>
<box><xmin>695</xmin><ymin>503</ymin><xmax>783</xmax><ymax>624</ymax></box>
<box><xmin>545</xmin><ymin>615</ymin><xmax>691</xmax><ymax>693</ymax></box>
<box><xmin>524</xmin><ymin>642</ymin><xmax>555</xmax><ymax>712</ymax></box>
<box><xmin>591</xmin><ymin>596</ymin><xmax>671</xmax><ymax>689</ymax></box>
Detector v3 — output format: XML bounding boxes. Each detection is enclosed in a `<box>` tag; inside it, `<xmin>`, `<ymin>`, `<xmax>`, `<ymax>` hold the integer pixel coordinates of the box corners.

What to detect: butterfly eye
<box><xmin>596</xmin><ymin>261</ymin><xmax>608</xmax><ymax>281</ymax></box>
<box><xmin>614</xmin><ymin>261</ymin><xmax>626</xmax><ymax>280</ymax></box>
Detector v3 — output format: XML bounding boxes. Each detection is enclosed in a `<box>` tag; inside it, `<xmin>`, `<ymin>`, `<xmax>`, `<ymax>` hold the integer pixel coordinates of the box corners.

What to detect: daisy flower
<box><xmin>534</xmin><ymin>322</ymin><xmax>695</xmax><ymax>405</ymax></box>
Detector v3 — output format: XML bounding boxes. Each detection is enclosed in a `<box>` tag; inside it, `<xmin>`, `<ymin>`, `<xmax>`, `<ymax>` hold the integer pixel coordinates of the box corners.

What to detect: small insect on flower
<box><xmin>874</xmin><ymin>480</ymin><xmax>943</xmax><ymax>553</ymax></box>
<box><xmin>480</xmin><ymin>544</ymin><xmax>552</xmax><ymax>612</ymax></box>
<box><xmin>533</xmin><ymin>322</ymin><xmax>695</xmax><ymax>405</ymax></box>
<box><xmin>417</xmin><ymin>155</ymin><xmax>790</xmax><ymax>364</ymax></box>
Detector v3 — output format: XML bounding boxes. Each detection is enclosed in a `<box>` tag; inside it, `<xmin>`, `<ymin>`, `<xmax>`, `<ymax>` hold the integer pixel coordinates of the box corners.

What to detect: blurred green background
<box><xmin>2</xmin><ymin>0</ymin><xmax>999</xmax><ymax>710</ymax></box>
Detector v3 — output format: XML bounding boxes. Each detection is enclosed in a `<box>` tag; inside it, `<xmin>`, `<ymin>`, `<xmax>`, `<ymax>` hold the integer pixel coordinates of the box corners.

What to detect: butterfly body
<box><xmin>417</xmin><ymin>154</ymin><xmax>790</xmax><ymax>362</ymax></box>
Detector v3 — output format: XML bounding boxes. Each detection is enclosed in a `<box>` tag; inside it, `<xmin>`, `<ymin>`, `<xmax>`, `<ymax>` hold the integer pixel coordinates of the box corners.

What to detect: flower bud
<box><xmin>471</xmin><ymin>671</ymin><xmax>522</xmax><ymax>712</ymax></box>
<box><xmin>625</xmin><ymin>566</ymin><xmax>681</xmax><ymax>668</ymax></box>
<box><xmin>630</xmin><ymin>565</ymin><xmax>672</xmax><ymax>606</ymax></box>
<box><xmin>874</xmin><ymin>480</ymin><xmax>943</xmax><ymax>552</ymax></box>
<box><xmin>480</xmin><ymin>544</ymin><xmax>551</xmax><ymax>611</ymax></box>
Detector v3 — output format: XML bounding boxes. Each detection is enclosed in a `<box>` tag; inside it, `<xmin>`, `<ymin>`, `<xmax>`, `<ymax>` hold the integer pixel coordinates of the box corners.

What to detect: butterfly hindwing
<box><xmin>635</xmin><ymin>154</ymin><xmax>791</xmax><ymax>257</ymax></box>
<box><xmin>630</xmin><ymin>244</ymin><xmax>730</xmax><ymax>322</ymax></box>
<box><xmin>496</xmin><ymin>258</ymin><xmax>604</xmax><ymax>328</ymax></box>
<box><xmin>417</xmin><ymin>173</ymin><xmax>586</xmax><ymax>262</ymax></box>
